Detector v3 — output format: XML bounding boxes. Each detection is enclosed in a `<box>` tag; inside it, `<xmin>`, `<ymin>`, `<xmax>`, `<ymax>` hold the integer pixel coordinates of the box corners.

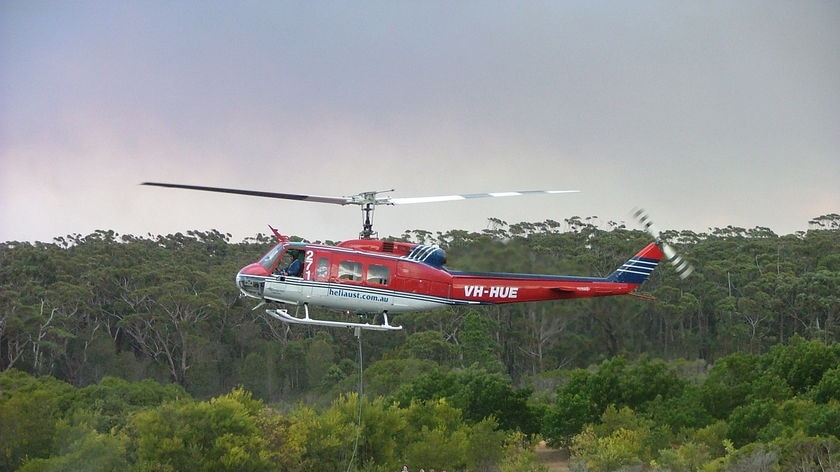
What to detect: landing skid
<box><xmin>265</xmin><ymin>304</ymin><xmax>402</xmax><ymax>331</ymax></box>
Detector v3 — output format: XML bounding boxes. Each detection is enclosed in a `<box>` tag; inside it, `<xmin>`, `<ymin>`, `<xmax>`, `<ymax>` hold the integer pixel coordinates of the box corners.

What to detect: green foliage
<box><xmin>571</xmin><ymin>405</ymin><xmax>671</xmax><ymax>470</ymax></box>
<box><xmin>543</xmin><ymin>388</ymin><xmax>598</xmax><ymax>447</ymax></box>
<box><xmin>499</xmin><ymin>432</ymin><xmax>549</xmax><ymax>472</ymax></box>
<box><xmin>400</xmin><ymin>330</ymin><xmax>458</xmax><ymax>365</ymax></box>
<box><xmin>572</xmin><ymin>415</ymin><xmax>650</xmax><ymax>472</ymax></box>
<box><xmin>560</xmin><ymin>342</ymin><xmax>840</xmax><ymax>471</ymax></box>
<box><xmin>727</xmin><ymin>399</ymin><xmax>780</xmax><ymax>447</ymax></box>
<box><xmin>0</xmin><ymin>370</ymin><xmax>75</xmax><ymax>471</ymax></box>
<box><xmin>404</xmin><ymin>425</ymin><xmax>467</xmax><ymax>470</ymax></box>
<box><xmin>700</xmin><ymin>352</ymin><xmax>769</xmax><ymax>419</ymax></box>
<box><xmin>543</xmin><ymin>356</ymin><xmax>687</xmax><ymax>445</ymax></box>
<box><xmin>645</xmin><ymin>383</ymin><xmax>714</xmax><ymax>431</ymax></box>
<box><xmin>17</xmin><ymin>423</ymin><xmax>129</xmax><ymax>472</ymax></box>
<box><xmin>766</xmin><ymin>335</ymin><xmax>840</xmax><ymax>394</ymax></box>
<box><xmin>654</xmin><ymin>441</ymin><xmax>713</xmax><ymax>472</ymax></box>
<box><xmin>805</xmin><ymin>400</ymin><xmax>840</xmax><ymax>438</ymax></box>
<box><xmin>1</xmin><ymin>220</ymin><xmax>839</xmax><ymax>469</ymax></box>
<box><xmin>773</xmin><ymin>432</ymin><xmax>840</xmax><ymax>472</ymax></box>
<box><xmin>401</xmin><ymin>401</ymin><xmax>506</xmax><ymax>471</ymax></box>
<box><xmin>459</xmin><ymin>311</ymin><xmax>506</xmax><ymax>373</ymax></box>
<box><xmin>287</xmin><ymin>399</ymin><xmax>357</xmax><ymax>470</ymax></box>
<box><xmin>812</xmin><ymin>367</ymin><xmax>840</xmax><ymax>404</ymax></box>
<box><xmin>2</xmin><ymin>220</ymin><xmax>839</xmax><ymax>398</ymax></box>
<box><xmin>70</xmin><ymin>376</ymin><xmax>188</xmax><ymax>432</ymax></box>
<box><xmin>0</xmin><ymin>388</ymin><xmax>61</xmax><ymax>470</ymax></box>
<box><xmin>127</xmin><ymin>388</ymin><xmax>272</xmax><ymax>471</ymax></box>
<box><xmin>362</xmin><ymin>358</ymin><xmax>439</xmax><ymax>398</ymax></box>
<box><xmin>4</xmin><ymin>341</ymin><xmax>840</xmax><ymax>470</ymax></box>
<box><xmin>393</xmin><ymin>366</ymin><xmax>539</xmax><ymax>433</ymax></box>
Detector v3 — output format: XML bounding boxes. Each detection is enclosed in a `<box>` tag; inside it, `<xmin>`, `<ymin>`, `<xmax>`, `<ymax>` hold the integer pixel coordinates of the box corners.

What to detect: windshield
<box><xmin>258</xmin><ymin>243</ymin><xmax>285</xmax><ymax>271</ymax></box>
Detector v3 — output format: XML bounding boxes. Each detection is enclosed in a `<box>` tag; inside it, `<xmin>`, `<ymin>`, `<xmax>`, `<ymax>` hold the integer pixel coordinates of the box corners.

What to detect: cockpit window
<box><xmin>259</xmin><ymin>244</ymin><xmax>285</xmax><ymax>271</ymax></box>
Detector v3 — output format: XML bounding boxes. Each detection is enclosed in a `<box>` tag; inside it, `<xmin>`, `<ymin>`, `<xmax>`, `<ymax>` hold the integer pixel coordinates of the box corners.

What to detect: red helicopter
<box><xmin>143</xmin><ymin>182</ymin><xmax>693</xmax><ymax>331</ymax></box>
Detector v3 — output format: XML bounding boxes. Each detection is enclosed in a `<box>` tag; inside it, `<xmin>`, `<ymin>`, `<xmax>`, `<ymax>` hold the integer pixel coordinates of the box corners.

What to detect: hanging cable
<box><xmin>346</xmin><ymin>327</ymin><xmax>363</xmax><ymax>472</ymax></box>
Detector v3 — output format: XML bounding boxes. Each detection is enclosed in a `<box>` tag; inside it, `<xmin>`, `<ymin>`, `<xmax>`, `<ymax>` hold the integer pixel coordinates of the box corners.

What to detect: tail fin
<box><xmin>606</xmin><ymin>242</ymin><xmax>664</xmax><ymax>285</ymax></box>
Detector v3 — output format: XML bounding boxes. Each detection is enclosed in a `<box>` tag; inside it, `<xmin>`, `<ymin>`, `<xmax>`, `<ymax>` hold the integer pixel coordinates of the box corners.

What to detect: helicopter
<box><xmin>143</xmin><ymin>182</ymin><xmax>693</xmax><ymax>331</ymax></box>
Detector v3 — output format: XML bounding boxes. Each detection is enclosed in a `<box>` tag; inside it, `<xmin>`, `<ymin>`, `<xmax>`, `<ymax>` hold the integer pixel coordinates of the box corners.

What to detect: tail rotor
<box><xmin>632</xmin><ymin>208</ymin><xmax>694</xmax><ymax>279</ymax></box>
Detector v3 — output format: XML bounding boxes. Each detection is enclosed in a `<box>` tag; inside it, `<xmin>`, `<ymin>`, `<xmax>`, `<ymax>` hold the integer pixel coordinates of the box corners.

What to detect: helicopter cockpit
<box><xmin>259</xmin><ymin>243</ymin><xmax>305</xmax><ymax>276</ymax></box>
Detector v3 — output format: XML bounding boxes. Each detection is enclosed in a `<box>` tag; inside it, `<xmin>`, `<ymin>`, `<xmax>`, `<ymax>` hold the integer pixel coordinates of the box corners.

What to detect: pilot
<box><xmin>282</xmin><ymin>250</ymin><xmax>304</xmax><ymax>276</ymax></box>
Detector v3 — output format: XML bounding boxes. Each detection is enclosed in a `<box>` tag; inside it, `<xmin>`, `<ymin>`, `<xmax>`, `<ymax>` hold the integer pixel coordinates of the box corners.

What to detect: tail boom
<box><xmin>448</xmin><ymin>242</ymin><xmax>664</xmax><ymax>304</ymax></box>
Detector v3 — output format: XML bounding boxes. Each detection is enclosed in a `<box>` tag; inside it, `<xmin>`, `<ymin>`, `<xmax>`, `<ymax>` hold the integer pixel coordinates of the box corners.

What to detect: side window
<box><xmin>338</xmin><ymin>261</ymin><xmax>363</xmax><ymax>281</ymax></box>
<box><xmin>315</xmin><ymin>257</ymin><xmax>329</xmax><ymax>281</ymax></box>
<box><xmin>367</xmin><ymin>264</ymin><xmax>390</xmax><ymax>285</ymax></box>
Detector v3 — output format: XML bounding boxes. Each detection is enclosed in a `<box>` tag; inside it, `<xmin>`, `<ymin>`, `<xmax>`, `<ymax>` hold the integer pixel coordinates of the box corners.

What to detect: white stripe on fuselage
<box><xmin>262</xmin><ymin>277</ymin><xmax>478</xmax><ymax>314</ymax></box>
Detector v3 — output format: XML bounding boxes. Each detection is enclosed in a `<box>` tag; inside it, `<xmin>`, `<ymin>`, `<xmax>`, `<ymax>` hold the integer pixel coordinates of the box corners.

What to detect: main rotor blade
<box><xmin>143</xmin><ymin>182</ymin><xmax>580</xmax><ymax>208</ymax></box>
<box><xmin>389</xmin><ymin>190</ymin><xmax>579</xmax><ymax>205</ymax></box>
<box><xmin>141</xmin><ymin>182</ymin><xmax>350</xmax><ymax>205</ymax></box>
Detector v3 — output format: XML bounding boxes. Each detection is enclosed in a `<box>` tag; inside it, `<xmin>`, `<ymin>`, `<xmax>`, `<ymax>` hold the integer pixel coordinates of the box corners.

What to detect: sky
<box><xmin>2</xmin><ymin>1</ymin><xmax>838</xmax><ymax>244</ymax></box>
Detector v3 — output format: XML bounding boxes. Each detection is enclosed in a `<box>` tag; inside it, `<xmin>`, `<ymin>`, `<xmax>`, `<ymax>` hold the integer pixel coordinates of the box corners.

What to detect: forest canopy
<box><xmin>1</xmin><ymin>214</ymin><xmax>838</xmax><ymax>471</ymax></box>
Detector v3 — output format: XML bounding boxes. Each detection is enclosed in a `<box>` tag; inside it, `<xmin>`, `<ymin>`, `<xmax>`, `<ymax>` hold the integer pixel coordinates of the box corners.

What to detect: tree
<box><xmin>70</xmin><ymin>376</ymin><xmax>188</xmax><ymax>432</ymax></box>
<box><xmin>701</xmin><ymin>352</ymin><xmax>767</xmax><ymax>419</ymax></box>
<box><xmin>349</xmin><ymin>394</ymin><xmax>409</xmax><ymax>470</ymax></box>
<box><xmin>362</xmin><ymin>358</ymin><xmax>438</xmax><ymax>398</ymax></box>
<box><xmin>775</xmin><ymin>433</ymin><xmax>840</xmax><ymax>472</ymax></box>
<box><xmin>127</xmin><ymin>388</ymin><xmax>272</xmax><ymax>471</ymax></box>
<box><xmin>401</xmin><ymin>330</ymin><xmax>457</xmax><ymax>365</ymax></box>
<box><xmin>570</xmin><ymin>406</ymin><xmax>657</xmax><ymax>472</ymax></box>
<box><xmin>767</xmin><ymin>336</ymin><xmax>840</xmax><ymax>395</ymax></box>
<box><xmin>17</xmin><ymin>423</ymin><xmax>129</xmax><ymax>472</ymax></box>
<box><xmin>499</xmin><ymin>431</ymin><xmax>549</xmax><ymax>472</ymax></box>
<box><xmin>0</xmin><ymin>388</ymin><xmax>60</xmax><ymax>470</ymax></box>
<box><xmin>449</xmin><ymin>368</ymin><xmax>538</xmax><ymax>433</ymax></box>
<box><xmin>0</xmin><ymin>370</ymin><xmax>73</xmax><ymax>471</ymax></box>
<box><xmin>400</xmin><ymin>399</ymin><xmax>506</xmax><ymax>471</ymax></box>
<box><xmin>394</xmin><ymin>366</ymin><xmax>538</xmax><ymax>433</ymax></box>
<box><xmin>288</xmin><ymin>400</ymin><xmax>355</xmax><ymax>471</ymax></box>
<box><xmin>727</xmin><ymin>399</ymin><xmax>780</xmax><ymax>447</ymax></box>
<box><xmin>463</xmin><ymin>417</ymin><xmax>506</xmax><ymax>472</ymax></box>
<box><xmin>543</xmin><ymin>356</ymin><xmax>688</xmax><ymax>445</ymax></box>
<box><xmin>117</xmin><ymin>266</ymin><xmax>228</xmax><ymax>388</ymax></box>
<box><xmin>459</xmin><ymin>311</ymin><xmax>505</xmax><ymax>373</ymax></box>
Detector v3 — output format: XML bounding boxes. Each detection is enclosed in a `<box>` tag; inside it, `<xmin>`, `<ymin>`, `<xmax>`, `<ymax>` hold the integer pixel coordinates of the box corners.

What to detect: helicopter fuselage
<box><xmin>236</xmin><ymin>238</ymin><xmax>664</xmax><ymax>315</ymax></box>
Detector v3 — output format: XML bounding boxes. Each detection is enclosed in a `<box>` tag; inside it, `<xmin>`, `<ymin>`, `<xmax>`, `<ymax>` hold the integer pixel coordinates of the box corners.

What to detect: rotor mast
<box><xmin>352</xmin><ymin>189</ymin><xmax>394</xmax><ymax>239</ymax></box>
<box><xmin>361</xmin><ymin>203</ymin><xmax>375</xmax><ymax>239</ymax></box>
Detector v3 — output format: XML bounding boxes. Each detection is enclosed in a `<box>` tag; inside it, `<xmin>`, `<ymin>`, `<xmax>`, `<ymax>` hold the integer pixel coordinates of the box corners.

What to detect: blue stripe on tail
<box><xmin>606</xmin><ymin>256</ymin><xmax>660</xmax><ymax>284</ymax></box>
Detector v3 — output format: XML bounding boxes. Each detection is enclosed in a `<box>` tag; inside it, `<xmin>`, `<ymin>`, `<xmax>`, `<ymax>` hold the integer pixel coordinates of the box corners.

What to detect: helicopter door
<box><xmin>263</xmin><ymin>249</ymin><xmax>314</xmax><ymax>304</ymax></box>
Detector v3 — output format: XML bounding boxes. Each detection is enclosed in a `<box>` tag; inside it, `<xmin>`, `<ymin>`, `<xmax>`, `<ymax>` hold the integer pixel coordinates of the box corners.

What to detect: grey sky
<box><xmin>2</xmin><ymin>1</ymin><xmax>838</xmax><ymax>243</ymax></box>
